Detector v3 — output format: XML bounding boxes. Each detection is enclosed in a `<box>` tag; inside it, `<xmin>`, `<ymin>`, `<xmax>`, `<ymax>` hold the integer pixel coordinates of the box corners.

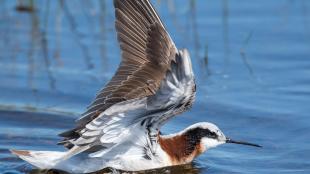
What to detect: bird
<box><xmin>11</xmin><ymin>0</ymin><xmax>261</xmax><ymax>173</ymax></box>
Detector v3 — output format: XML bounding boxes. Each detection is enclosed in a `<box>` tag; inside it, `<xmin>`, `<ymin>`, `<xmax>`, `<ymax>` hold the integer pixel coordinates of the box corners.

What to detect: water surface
<box><xmin>0</xmin><ymin>0</ymin><xmax>310</xmax><ymax>173</ymax></box>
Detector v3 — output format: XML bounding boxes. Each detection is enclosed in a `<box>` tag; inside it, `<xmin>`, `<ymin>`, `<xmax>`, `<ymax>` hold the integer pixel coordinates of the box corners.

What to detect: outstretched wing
<box><xmin>59</xmin><ymin>0</ymin><xmax>177</xmax><ymax>148</ymax></box>
<box><xmin>61</xmin><ymin>49</ymin><xmax>196</xmax><ymax>160</ymax></box>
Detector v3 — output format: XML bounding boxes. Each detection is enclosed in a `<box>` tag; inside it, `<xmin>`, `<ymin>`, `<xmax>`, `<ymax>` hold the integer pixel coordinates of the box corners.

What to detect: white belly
<box><xmin>106</xmin><ymin>143</ymin><xmax>172</xmax><ymax>171</ymax></box>
<box><xmin>55</xmin><ymin>124</ymin><xmax>173</xmax><ymax>173</ymax></box>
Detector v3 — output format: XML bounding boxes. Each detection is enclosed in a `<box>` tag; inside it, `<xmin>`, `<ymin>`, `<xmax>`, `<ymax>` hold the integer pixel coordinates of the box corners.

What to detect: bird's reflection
<box><xmin>29</xmin><ymin>163</ymin><xmax>201</xmax><ymax>174</ymax></box>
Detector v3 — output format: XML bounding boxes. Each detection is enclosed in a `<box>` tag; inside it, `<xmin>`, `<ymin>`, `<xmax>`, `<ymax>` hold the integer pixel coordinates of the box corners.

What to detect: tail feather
<box><xmin>11</xmin><ymin>149</ymin><xmax>107</xmax><ymax>173</ymax></box>
<box><xmin>11</xmin><ymin>149</ymin><xmax>66</xmax><ymax>169</ymax></box>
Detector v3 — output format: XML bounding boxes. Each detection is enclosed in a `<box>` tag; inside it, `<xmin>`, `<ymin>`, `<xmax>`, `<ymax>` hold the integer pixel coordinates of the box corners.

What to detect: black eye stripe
<box><xmin>198</xmin><ymin>128</ymin><xmax>217</xmax><ymax>138</ymax></box>
<box><xmin>185</xmin><ymin>127</ymin><xmax>219</xmax><ymax>140</ymax></box>
<box><xmin>202</xmin><ymin>129</ymin><xmax>218</xmax><ymax>139</ymax></box>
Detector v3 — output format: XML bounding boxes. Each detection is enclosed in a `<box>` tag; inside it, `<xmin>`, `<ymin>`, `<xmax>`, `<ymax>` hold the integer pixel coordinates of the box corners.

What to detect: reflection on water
<box><xmin>1</xmin><ymin>0</ymin><xmax>310</xmax><ymax>173</ymax></box>
<box><xmin>29</xmin><ymin>163</ymin><xmax>200</xmax><ymax>174</ymax></box>
<box><xmin>240</xmin><ymin>31</ymin><xmax>255</xmax><ymax>77</ymax></box>
<box><xmin>221</xmin><ymin>0</ymin><xmax>230</xmax><ymax>70</ymax></box>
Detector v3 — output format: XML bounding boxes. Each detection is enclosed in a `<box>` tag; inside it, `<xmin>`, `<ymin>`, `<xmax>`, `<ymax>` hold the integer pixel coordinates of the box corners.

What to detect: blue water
<box><xmin>1</xmin><ymin>0</ymin><xmax>310</xmax><ymax>173</ymax></box>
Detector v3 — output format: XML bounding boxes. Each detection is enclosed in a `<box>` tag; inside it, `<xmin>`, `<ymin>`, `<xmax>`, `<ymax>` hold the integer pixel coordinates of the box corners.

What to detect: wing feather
<box><xmin>62</xmin><ymin>50</ymin><xmax>196</xmax><ymax>157</ymax></box>
<box><xmin>59</xmin><ymin>0</ymin><xmax>177</xmax><ymax>148</ymax></box>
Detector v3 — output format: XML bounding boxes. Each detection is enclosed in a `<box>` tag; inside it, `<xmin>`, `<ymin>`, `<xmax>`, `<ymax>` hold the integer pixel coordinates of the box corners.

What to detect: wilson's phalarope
<box><xmin>11</xmin><ymin>0</ymin><xmax>261</xmax><ymax>173</ymax></box>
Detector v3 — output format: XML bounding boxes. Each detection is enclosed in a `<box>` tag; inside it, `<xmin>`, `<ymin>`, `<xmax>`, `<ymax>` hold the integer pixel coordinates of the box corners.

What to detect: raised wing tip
<box><xmin>179</xmin><ymin>48</ymin><xmax>190</xmax><ymax>56</ymax></box>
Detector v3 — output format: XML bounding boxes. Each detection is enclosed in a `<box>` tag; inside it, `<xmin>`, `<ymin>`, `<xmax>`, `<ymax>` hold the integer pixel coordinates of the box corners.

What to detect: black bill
<box><xmin>226</xmin><ymin>138</ymin><xmax>262</xmax><ymax>148</ymax></box>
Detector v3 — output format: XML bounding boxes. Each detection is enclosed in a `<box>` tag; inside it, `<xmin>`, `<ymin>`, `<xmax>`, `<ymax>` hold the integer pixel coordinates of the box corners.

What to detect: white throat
<box><xmin>201</xmin><ymin>137</ymin><xmax>225</xmax><ymax>149</ymax></box>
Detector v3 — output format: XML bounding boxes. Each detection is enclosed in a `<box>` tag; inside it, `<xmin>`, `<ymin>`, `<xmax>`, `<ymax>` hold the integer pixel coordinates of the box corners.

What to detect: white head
<box><xmin>184</xmin><ymin>122</ymin><xmax>261</xmax><ymax>151</ymax></box>
<box><xmin>184</xmin><ymin>122</ymin><xmax>226</xmax><ymax>150</ymax></box>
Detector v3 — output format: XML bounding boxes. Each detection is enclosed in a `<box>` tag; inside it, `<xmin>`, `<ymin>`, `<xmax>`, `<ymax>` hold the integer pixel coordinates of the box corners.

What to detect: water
<box><xmin>0</xmin><ymin>0</ymin><xmax>310</xmax><ymax>173</ymax></box>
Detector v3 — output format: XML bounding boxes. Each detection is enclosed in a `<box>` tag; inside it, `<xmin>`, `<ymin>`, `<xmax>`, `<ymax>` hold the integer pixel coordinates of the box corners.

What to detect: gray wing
<box><xmin>58</xmin><ymin>0</ymin><xmax>177</xmax><ymax>148</ymax></box>
<box><xmin>61</xmin><ymin>49</ymin><xmax>196</xmax><ymax>160</ymax></box>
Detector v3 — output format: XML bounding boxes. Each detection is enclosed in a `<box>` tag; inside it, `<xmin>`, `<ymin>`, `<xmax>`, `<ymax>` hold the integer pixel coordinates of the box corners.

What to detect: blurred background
<box><xmin>0</xmin><ymin>0</ymin><xmax>310</xmax><ymax>173</ymax></box>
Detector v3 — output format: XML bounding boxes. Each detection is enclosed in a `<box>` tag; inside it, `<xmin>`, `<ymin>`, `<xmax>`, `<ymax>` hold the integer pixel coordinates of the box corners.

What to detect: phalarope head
<box><xmin>186</xmin><ymin>122</ymin><xmax>261</xmax><ymax>150</ymax></box>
